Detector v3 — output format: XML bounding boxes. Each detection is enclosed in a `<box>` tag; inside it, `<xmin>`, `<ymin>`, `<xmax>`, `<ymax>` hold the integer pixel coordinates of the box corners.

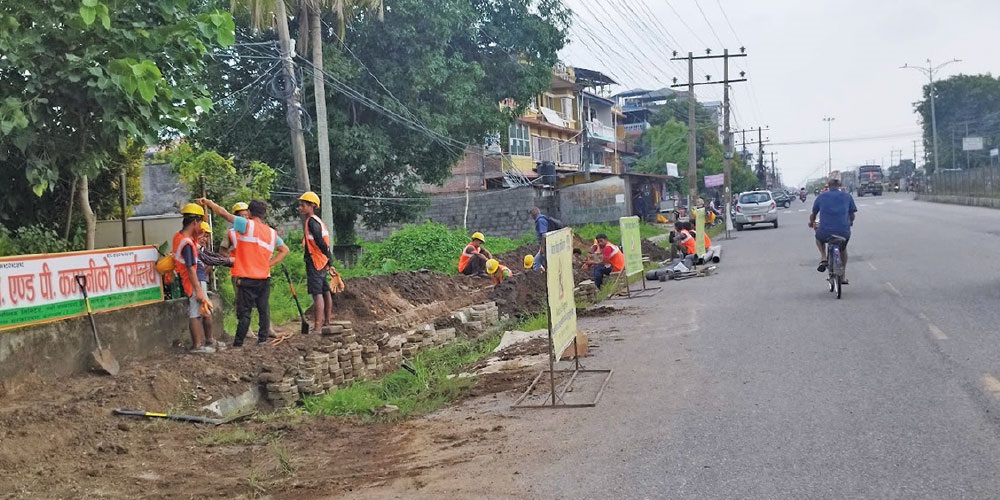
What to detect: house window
<box><xmin>508</xmin><ymin>123</ymin><xmax>530</xmax><ymax>157</ymax></box>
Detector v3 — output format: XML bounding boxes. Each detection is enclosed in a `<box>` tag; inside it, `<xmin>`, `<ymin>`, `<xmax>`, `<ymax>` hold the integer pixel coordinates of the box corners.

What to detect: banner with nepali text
<box><xmin>0</xmin><ymin>246</ymin><xmax>163</xmax><ymax>331</ymax></box>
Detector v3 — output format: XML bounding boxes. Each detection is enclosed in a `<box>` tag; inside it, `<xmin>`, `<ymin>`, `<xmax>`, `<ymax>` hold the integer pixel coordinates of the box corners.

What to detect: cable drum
<box><xmin>268</xmin><ymin>71</ymin><xmax>297</xmax><ymax>100</ymax></box>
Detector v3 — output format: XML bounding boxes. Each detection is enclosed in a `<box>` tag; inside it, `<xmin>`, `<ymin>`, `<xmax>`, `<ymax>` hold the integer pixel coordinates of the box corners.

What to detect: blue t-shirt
<box><xmin>534</xmin><ymin>214</ymin><xmax>548</xmax><ymax>242</ymax></box>
<box><xmin>232</xmin><ymin>216</ymin><xmax>284</xmax><ymax>247</ymax></box>
<box><xmin>812</xmin><ymin>189</ymin><xmax>857</xmax><ymax>234</ymax></box>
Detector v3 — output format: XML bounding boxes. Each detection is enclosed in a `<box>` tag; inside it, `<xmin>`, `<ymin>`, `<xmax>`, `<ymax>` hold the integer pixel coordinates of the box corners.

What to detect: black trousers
<box><xmin>461</xmin><ymin>257</ymin><xmax>485</xmax><ymax>276</ymax></box>
<box><xmin>234</xmin><ymin>277</ymin><xmax>270</xmax><ymax>346</ymax></box>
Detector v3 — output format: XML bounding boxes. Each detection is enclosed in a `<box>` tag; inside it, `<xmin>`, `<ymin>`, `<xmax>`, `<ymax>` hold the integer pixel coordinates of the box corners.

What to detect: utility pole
<box><xmin>273</xmin><ymin>8</ymin><xmax>311</xmax><ymax>192</ymax></box>
<box><xmin>671</xmin><ymin>48</ymin><xmax>748</xmax><ymax>213</ymax></box>
<box><xmin>901</xmin><ymin>58</ymin><xmax>961</xmax><ymax>174</ymax></box>
<box><xmin>913</xmin><ymin>140</ymin><xmax>920</xmax><ymax>168</ymax></box>
<box><xmin>769</xmin><ymin>151</ymin><xmax>778</xmax><ymax>187</ymax></box>
<box><xmin>734</xmin><ymin>127</ymin><xmax>770</xmax><ymax>183</ymax></box>
<box><xmin>757</xmin><ymin>127</ymin><xmax>765</xmax><ymax>187</ymax></box>
<box><xmin>822</xmin><ymin>116</ymin><xmax>835</xmax><ymax>175</ymax></box>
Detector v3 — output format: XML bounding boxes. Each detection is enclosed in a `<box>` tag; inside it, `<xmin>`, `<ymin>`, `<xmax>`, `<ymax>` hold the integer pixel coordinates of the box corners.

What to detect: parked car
<box><xmin>733</xmin><ymin>191</ymin><xmax>779</xmax><ymax>230</ymax></box>
<box><xmin>771</xmin><ymin>190</ymin><xmax>792</xmax><ymax>208</ymax></box>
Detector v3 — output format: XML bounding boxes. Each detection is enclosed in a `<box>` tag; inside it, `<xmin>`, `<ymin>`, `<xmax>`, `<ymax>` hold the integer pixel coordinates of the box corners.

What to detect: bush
<box><xmin>357</xmin><ymin>222</ymin><xmax>529</xmax><ymax>275</ymax></box>
<box><xmin>0</xmin><ymin>224</ymin><xmax>82</xmax><ymax>257</ymax></box>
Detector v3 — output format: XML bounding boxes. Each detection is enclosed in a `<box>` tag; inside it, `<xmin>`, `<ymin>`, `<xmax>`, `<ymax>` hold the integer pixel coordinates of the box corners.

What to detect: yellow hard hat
<box><xmin>471</xmin><ymin>231</ymin><xmax>485</xmax><ymax>242</ymax></box>
<box><xmin>523</xmin><ymin>254</ymin><xmax>534</xmax><ymax>269</ymax></box>
<box><xmin>180</xmin><ymin>203</ymin><xmax>205</xmax><ymax>218</ymax></box>
<box><xmin>231</xmin><ymin>201</ymin><xmax>249</xmax><ymax>213</ymax></box>
<box><xmin>200</xmin><ymin>221</ymin><xmax>212</xmax><ymax>234</ymax></box>
<box><xmin>299</xmin><ymin>191</ymin><xmax>320</xmax><ymax>207</ymax></box>
<box><xmin>485</xmin><ymin>259</ymin><xmax>499</xmax><ymax>274</ymax></box>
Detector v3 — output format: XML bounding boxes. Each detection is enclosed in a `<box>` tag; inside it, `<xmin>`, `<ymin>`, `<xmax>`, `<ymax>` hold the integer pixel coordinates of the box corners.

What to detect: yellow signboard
<box><xmin>694</xmin><ymin>208</ymin><xmax>706</xmax><ymax>255</ymax></box>
<box><xmin>545</xmin><ymin>227</ymin><xmax>577</xmax><ymax>361</ymax></box>
<box><xmin>619</xmin><ymin>216</ymin><xmax>643</xmax><ymax>277</ymax></box>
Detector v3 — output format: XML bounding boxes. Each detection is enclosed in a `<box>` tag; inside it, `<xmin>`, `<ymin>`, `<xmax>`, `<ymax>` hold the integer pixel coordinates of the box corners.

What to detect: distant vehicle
<box><xmin>733</xmin><ymin>191</ymin><xmax>778</xmax><ymax>230</ymax></box>
<box><xmin>856</xmin><ymin>165</ymin><xmax>884</xmax><ymax>196</ymax></box>
<box><xmin>770</xmin><ymin>190</ymin><xmax>792</xmax><ymax>208</ymax></box>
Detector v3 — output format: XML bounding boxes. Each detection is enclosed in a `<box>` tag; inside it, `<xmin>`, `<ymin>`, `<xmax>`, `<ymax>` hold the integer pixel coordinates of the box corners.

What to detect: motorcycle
<box><xmin>893</xmin><ymin>184</ymin><xmax>900</xmax><ymax>193</ymax></box>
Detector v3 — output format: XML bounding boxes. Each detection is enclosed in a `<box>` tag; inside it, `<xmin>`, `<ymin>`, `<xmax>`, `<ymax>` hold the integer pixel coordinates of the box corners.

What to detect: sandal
<box><xmin>817</xmin><ymin>260</ymin><xmax>828</xmax><ymax>272</ymax></box>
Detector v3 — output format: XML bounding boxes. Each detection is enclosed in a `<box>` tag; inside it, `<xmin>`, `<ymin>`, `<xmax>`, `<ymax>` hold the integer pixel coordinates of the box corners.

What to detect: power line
<box><xmin>691</xmin><ymin>0</ymin><xmax>725</xmax><ymax>47</ymax></box>
<box><xmin>714</xmin><ymin>0</ymin><xmax>743</xmax><ymax>45</ymax></box>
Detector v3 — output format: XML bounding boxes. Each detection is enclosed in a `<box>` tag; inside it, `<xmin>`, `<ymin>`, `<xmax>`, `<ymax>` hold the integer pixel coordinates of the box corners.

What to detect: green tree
<box><xmin>914</xmin><ymin>74</ymin><xmax>1000</xmax><ymax>173</ymax></box>
<box><xmin>0</xmin><ymin>0</ymin><xmax>234</xmax><ymax>247</ymax></box>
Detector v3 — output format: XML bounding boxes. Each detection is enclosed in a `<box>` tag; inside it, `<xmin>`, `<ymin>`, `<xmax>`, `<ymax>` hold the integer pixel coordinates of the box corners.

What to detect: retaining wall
<box><xmin>915</xmin><ymin>194</ymin><xmax>1000</xmax><ymax>209</ymax></box>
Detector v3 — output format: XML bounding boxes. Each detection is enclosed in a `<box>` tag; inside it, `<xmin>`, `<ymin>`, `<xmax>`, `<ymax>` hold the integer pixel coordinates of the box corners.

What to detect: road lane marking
<box><xmin>867</xmin><ymin>262</ymin><xmax>877</xmax><ymax>271</ymax></box>
<box><xmin>981</xmin><ymin>374</ymin><xmax>1000</xmax><ymax>401</ymax></box>
<box><xmin>927</xmin><ymin>323</ymin><xmax>948</xmax><ymax>340</ymax></box>
<box><xmin>884</xmin><ymin>282</ymin><xmax>902</xmax><ymax>297</ymax></box>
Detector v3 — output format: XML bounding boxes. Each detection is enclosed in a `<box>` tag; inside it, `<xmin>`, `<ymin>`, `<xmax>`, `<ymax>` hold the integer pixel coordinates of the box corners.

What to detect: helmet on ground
<box><xmin>523</xmin><ymin>254</ymin><xmax>534</xmax><ymax>269</ymax></box>
<box><xmin>471</xmin><ymin>232</ymin><xmax>485</xmax><ymax>242</ymax></box>
<box><xmin>231</xmin><ymin>201</ymin><xmax>249</xmax><ymax>213</ymax></box>
<box><xmin>486</xmin><ymin>259</ymin><xmax>499</xmax><ymax>274</ymax></box>
<box><xmin>180</xmin><ymin>203</ymin><xmax>205</xmax><ymax>218</ymax></box>
<box><xmin>200</xmin><ymin>221</ymin><xmax>212</xmax><ymax>234</ymax></box>
<box><xmin>299</xmin><ymin>191</ymin><xmax>321</xmax><ymax>207</ymax></box>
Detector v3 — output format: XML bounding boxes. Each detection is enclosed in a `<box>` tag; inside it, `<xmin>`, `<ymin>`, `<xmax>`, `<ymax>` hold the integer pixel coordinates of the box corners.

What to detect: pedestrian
<box><xmin>528</xmin><ymin>207</ymin><xmax>563</xmax><ymax>269</ymax></box>
<box><xmin>173</xmin><ymin>203</ymin><xmax>214</xmax><ymax>353</ymax></box>
<box><xmin>297</xmin><ymin>191</ymin><xmax>334</xmax><ymax>333</ymax></box>
<box><xmin>485</xmin><ymin>259</ymin><xmax>512</xmax><ymax>285</ymax></box>
<box><xmin>198</xmin><ymin>198</ymin><xmax>289</xmax><ymax>347</ymax></box>
<box><xmin>458</xmin><ymin>232</ymin><xmax>492</xmax><ymax>276</ymax></box>
<box><xmin>194</xmin><ymin>221</ymin><xmax>222</xmax><ymax>351</ymax></box>
<box><xmin>591</xmin><ymin>233</ymin><xmax>625</xmax><ymax>289</ymax></box>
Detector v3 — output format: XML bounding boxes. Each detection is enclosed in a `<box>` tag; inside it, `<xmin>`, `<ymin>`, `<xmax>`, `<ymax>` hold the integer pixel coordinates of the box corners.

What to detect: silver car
<box><xmin>733</xmin><ymin>191</ymin><xmax>779</xmax><ymax>230</ymax></box>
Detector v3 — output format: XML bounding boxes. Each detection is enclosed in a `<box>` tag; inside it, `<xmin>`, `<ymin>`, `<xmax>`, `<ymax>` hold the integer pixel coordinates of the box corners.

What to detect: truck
<box><xmin>855</xmin><ymin>165</ymin><xmax>884</xmax><ymax>196</ymax></box>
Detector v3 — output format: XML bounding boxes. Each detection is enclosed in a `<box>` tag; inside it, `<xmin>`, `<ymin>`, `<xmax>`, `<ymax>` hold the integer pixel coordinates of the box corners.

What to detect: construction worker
<box><xmin>198</xmin><ymin>198</ymin><xmax>289</xmax><ymax>347</ymax></box>
<box><xmin>298</xmin><ymin>191</ymin><xmax>333</xmax><ymax>332</ymax></box>
<box><xmin>592</xmin><ymin>233</ymin><xmax>625</xmax><ymax>289</ymax></box>
<box><xmin>485</xmin><ymin>259</ymin><xmax>512</xmax><ymax>285</ymax></box>
<box><xmin>173</xmin><ymin>204</ymin><xmax>214</xmax><ymax>353</ymax></box>
<box><xmin>194</xmin><ymin>221</ymin><xmax>223</xmax><ymax>351</ymax></box>
<box><xmin>218</xmin><ymin>201</ymin><xmax>275</xmax><ymax>339</ymax></box>
<box><xmin>523</xmin><ymin>254</ymin><xmax>534</xmax><ymax>269</ymax></box>
<box><xmin>457</xmin><ymin>232</ymin><xmax>492</xmax><ymax>276</ymax></box>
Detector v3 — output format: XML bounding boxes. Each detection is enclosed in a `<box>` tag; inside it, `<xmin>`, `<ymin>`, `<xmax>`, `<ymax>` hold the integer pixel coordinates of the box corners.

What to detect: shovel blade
<box><xmin>92</xmin><ymin>347</ymin><xmax>120</xmax><ymax>376</ymax></box>
<box><xmin>301</xmin><ymin>321</ymin><xmax>310</xmax><ymax>335</ymax></box>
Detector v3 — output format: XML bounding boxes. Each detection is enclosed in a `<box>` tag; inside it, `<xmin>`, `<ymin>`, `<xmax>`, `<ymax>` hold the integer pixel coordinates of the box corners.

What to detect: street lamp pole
<box><xmin>823</xmin><ymin>117</ymin><xmax>834</xmax><ymax>175</ymax></box>
<box><xmin>901</xmin><ymin>58</ymin><xmax>961</xmax><ymax>173</ymax></box>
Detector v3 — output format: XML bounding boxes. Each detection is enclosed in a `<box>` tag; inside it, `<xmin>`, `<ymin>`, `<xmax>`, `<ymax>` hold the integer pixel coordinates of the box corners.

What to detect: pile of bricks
<box><xmin>575</xmin><ymin>280</ymin><xmax>598</xmax><ymax>303</ymax></box>
<box><xmin>257</xmin><ymin>302</ymin><xmax>502</xmax><ymax>410</ymax></box>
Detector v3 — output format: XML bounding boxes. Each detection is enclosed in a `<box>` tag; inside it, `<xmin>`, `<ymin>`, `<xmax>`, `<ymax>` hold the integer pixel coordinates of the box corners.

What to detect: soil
<box><xmin>0</xmin><ymin>268</ymin><xmax>543</xmax><ymax>500</ymax></box>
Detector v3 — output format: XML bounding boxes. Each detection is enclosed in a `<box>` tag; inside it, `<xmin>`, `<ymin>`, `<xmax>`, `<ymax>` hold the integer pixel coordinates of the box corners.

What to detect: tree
<box><xmin>0</xmin><ymin>0</ymin><xmax>234</xmax><ymax>246</ymax></box>
<box><xmin>914</xmin><ymin>74</ymin><xmax>1000</xmax><ymax>173</ymax></box>
<box><xmin>197</xmin><ymin>0</ymin><xmax>568</xmax><ymax>243</ymax></box>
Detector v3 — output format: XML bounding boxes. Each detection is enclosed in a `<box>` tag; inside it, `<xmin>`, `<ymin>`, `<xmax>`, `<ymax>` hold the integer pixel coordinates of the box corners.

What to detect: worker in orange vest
<box><xmin>198</xmin><ymin>198</ymin><xmax>289</xmax><ymax>347</ymax></box>
<box><xmin>457</xmin><ymin>232</ymin><xmax>492</xmax><ymax>276</ymax></box>
<box><xmin>218</xmin><ymin>201</ymin><xmax>278</xmax><ymax>340</ymax></box>
<box><xmin>298</xmin><ymin>191</ymin><xmax>334</xmax><ymax>332</ymax></box>
<box><xmin>172</xmin><ymin>203</ymin><xmax>216</xmax><ymax>353</ymax></box>
<box><xmin>485</xmin><ymin>259</ymin><xmax>512</xmax><ymax>285</ymax></box>
<box><xmin>592</xmin><ymin>233</ymin><xmax>625</xmax><ymax>288</ymax></box>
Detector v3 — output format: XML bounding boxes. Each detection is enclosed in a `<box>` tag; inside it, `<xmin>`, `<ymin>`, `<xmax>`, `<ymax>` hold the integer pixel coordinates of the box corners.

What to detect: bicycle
<box><xmin>825</xmin><ymin>235</ymin><xmax>847</xmax><ymax>299</ymax></box>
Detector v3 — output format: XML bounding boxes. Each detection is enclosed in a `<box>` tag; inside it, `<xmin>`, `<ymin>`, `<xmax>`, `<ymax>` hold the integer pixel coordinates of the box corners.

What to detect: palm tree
<box><xmin>229</xmin><ymin>0</ymin><xmax>311</xmax><ymax>192</ymax></box>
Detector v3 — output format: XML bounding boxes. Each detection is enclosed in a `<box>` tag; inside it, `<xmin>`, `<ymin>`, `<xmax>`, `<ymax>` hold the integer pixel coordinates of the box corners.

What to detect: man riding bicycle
<box><xmin>808</xmin><ymin>171</ymin><xmax>857</xmax><ymax>284</ymax></box>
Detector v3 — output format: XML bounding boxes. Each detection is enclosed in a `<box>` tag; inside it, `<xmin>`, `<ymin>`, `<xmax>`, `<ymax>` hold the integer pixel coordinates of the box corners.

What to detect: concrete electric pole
<box><xmin>901</xmin><ymin>58</ymin><xmax>961</xmax><ymax>173</ymax></box>
<box><xmin>822</xmin><ymin>116</ymin><xmax>834</xmax><ymax>175</ymax></box>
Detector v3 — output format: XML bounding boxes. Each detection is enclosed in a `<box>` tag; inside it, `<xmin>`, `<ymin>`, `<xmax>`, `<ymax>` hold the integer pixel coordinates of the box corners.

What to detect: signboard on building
<box><xmin>704</xmin><ymin>173</ymin><xmax>724</xmax><ymax>188</ymax></box>
<box><xmin>963</xmin><ymin>137</ymin><xmax>984</xmax><ymax>151</ymax></box>
<box><xmin>666</xmin><ymin>162</ymin><xmax>679</xmax><ymax>177</ymax></box>
<box><xmin>545</xmin><ymin>228</ymin><xmax>577</xmax><ymax>361</ymax></box>
<box><xmin>0</xmin><ymin>246</ymin><xmax>163</xmax><ymax>331</ymax></box>
<box><xmin>991</xmin><ymin>148</ymin><xmax>999</xmax><ymax>157</ymax></box>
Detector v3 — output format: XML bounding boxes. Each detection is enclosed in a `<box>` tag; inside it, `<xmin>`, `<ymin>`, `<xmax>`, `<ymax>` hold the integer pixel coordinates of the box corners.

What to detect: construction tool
<box><xmin>113</xmin><ymin>408</ymin><xmax>252</xmax><ymax>425</ymax></box>
<box><xmin>281</xmin><ymin>263</ymin><xmax>310</xmax><ymax>335</ymax></box>
<box><xmin>75</xmin><ymin>275</ymin><xmax>120</xmax><ymax>376</ymax></box>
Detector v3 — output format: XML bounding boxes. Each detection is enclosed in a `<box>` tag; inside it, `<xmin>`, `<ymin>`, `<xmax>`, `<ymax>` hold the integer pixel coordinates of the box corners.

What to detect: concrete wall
<box><xmin>0</xmin><ymin>296</ymin><xmax>221</xmax><ymax>385</ymax></box>
<box><xmin>915</xmin><ymin>194</ymin><xmax>1000</xmax><ymax>209</ymax></box>
<box><xmin>558</xmin><ymin>176</ymin><xmax>628</xmax><ymax>225</ymax></box>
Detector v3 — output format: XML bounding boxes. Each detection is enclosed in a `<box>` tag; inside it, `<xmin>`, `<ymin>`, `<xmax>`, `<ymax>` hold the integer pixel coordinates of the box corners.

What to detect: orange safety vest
<box><xmin>457</xmin><ymin>242</ymin><xmax>477</xmax><ymax>272</ymax></box>
<box><xmin>702</xmin><ymin>232</ymin><xmax>712</xmax><ymax>250</ymax></box>
<box><xmin>172</xmin><ymin>231</ymin><xmax>198</xmax><ymax>296</ymax></box>
<box><xmin>491</xmin><ymin>265</ymin><xmax>511</xmax><ymax>285</ymax></box>
<box><xmin>302</xmin><ymin>214</ymin><xmax>330</xmax><ymax>269</ymax></box>
<box><xmin>680</xmin><ymin>230</ymin><xmax>696</xmax><ymax>255</ymax></box>
<box><xmin>603</xmin><ymin>242</ymin><xmax>625</xmax><ymax>272</ymax></box>
<box><xmin>231</xmin><ymin>219</ymin><xmax>277</xmax><ymax>279</ymax></box>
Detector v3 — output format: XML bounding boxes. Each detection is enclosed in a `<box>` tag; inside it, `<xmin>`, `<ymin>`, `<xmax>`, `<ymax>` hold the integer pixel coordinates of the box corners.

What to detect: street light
<box><xmin>822</xmin><ymin>117</ymin><xmax>834</xmax><ymax>175</ymax></box>
<box><xmin>901</xmin><ymin>58</ymin><xmax>961</xmax><ymax>173</ymax></box>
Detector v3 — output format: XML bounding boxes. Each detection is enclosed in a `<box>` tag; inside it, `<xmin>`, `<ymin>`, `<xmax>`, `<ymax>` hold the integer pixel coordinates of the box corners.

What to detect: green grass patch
<box><xmin>516</xmin><ymin>312</ymin><xmax>549</xmax><ymax>331</ymax></box>
<box><xmin>573</xmin><ymin>221</ymin><xmax>668</xmax><ymax>245</ymax></box>
<box><xmin>301</xmin><ymin>332</ymin><xmax>503</xmax><ymax>420</ymax></box>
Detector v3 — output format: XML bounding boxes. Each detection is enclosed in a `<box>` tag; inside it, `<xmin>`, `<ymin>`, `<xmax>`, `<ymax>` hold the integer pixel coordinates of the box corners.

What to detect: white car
<box><xmin>733</xmin><ymin>191</ymin><xmax>779</xmax><ymax>230</ymax></box>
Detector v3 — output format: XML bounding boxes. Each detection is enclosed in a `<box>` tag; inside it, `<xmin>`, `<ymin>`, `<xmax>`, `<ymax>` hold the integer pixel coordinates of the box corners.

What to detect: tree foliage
<box><xmin>914</xmin><ymin>74</ymin><xmax>1000</xmax><ymax>173</ymax></box>
<box><xmin>156</xmin><ymin>142</ymin><xmax>277</xmax><ymax>213</ymax></box>
<box><xmin>196</xmin><ymin>0</ymin><xmax>568</xmax><ymax>243</ymax></box>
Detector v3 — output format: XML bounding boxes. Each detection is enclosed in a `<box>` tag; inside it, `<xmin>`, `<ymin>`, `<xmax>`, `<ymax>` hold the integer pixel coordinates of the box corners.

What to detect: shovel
<box><xmin>75</xmin><ymin>275</ymin><xmax>120</xmax><ymax>376</ymax></box>
<box><xmin>281</xmin><ymin>264</ymin><xmax>310</xmax><ymax>335</ymax></box>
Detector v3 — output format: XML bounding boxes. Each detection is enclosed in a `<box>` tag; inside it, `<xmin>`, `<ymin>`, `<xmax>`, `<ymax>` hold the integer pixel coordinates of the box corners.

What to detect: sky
<box><xmin>557</xmin><ymin>0</ymin><xmax>1000</xmax><ymax>187</ymax></box>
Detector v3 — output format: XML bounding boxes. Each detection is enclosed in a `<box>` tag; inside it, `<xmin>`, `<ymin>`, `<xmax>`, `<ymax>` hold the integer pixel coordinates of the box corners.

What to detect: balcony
<box><xmin>624</xmin><ymin>122</ymin><xmax>650</xmax><ymax>133</ymax></box>
<box><xmin>587</xmin><ymin>121</ymin><xmax>616</xmax><ymax>142</ymax></box>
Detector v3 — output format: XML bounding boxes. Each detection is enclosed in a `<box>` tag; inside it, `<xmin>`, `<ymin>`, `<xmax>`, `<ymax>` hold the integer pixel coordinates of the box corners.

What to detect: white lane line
<box><xmin>928</xmin><ymin>323</ymin><xmax>948</xmax><ymax>340</ymax></box>
<box><xmin>867</xmin><ymin>262</ymin><xmax>877</xmax><ymax>271</ymax></box>
<box><xmin>981</xmin><ymin>374</ymin><xmax>1000</xmax><ymax>401</ymax></box>
<box><xmin>884</xmin><ymin>282</ymin><xmax>902</xmax><ymax>297</ymax></box>
<box><xmin>875</xmin><ymin>201</ymin><xmax>886</xmax><ymax>206</ymax></box>
<box><xmin>797</xmin><ymin>209</ymin><xmax>807</xmax><ymax>212</ymax></box>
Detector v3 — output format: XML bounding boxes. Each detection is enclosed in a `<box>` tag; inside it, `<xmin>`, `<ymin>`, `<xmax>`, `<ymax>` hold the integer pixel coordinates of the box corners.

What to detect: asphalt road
<box><xmin>492</xmin><ymin>193</ymin><xmax>1000</xmax><ymax>500</ymax></box>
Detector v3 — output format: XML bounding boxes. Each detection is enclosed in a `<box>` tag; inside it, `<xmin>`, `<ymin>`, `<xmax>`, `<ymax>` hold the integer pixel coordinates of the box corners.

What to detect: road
<box><xmin>359</xmin><ymin>193</ymin><xmax>1000</xmax><ymax>500</ymax></box>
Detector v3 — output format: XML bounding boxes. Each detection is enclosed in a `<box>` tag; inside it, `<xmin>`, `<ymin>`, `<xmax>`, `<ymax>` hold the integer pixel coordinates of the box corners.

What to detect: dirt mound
<box><xmin>490</xmin><ymin>271</ymin><xmax>547</xmax><ymax>318</ymax></box>
<box><xmin>642</xmin><ymin>239</ymin><xmax>671</xmax><ymax>262</ymax></box>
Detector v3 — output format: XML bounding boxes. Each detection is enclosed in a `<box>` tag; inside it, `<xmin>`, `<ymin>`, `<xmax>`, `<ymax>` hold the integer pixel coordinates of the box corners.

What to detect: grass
<box><xmin>516</xmin><ymin>312</ymin><xmax>549</xmax><ymax>331</ymax></box>
<box><xmin>269</xmin><ymin>439</ymin><xmax>297</xmax><ymax>476</ymax></box>
<box><xmin>573</xmin><ymin>221</ymin><xmax>668</xmax><ymax>245</ymax></box>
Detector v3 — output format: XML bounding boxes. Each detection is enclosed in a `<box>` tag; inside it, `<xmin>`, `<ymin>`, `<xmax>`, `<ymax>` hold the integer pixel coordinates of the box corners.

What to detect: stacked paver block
<box><xmin>574</xmin><ymin>280</ymin><xmax>598</xmax><ymax>303</ymax></box>
<box><xmin>452</xmin><ymin>301</ymin><xmax>500</xmax><ymax>337</ymax></box>
<box><xmin>258</xmin><ymin>364</ymin><xmax>298</xmax><ymax>410</ymax></box>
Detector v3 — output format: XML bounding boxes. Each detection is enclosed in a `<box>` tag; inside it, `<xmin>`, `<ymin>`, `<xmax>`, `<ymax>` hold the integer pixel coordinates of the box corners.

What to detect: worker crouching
<box><xmin>458</xmin><ymin>232</ymin><xmax>492</xmax><ymax>277</ymax></box>
<box><xmin>485</xmin><ymin>259</ymin><xmax>511</xmax><ymax>285</ymax></box>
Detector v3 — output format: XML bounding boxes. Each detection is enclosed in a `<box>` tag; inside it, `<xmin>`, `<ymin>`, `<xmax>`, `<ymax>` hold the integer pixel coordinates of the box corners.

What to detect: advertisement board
<box><xmin>619</xmin><ymin>216</ymin><xmax>643</xmax><ymax>277</ymax></box>
<box><xmin>545</xmin><ymin>228</ymin><xmax>577</xmax><ymax>361</ymax></box>
<box><xmin>0</xmin><ymin>246</ymin><xmax>163</xmax><ymax>330</ymax></box>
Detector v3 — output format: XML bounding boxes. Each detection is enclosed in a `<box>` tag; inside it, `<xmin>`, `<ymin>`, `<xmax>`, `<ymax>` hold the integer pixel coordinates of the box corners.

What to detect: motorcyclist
<box><xmin>799</xmin><ymin>187</ymin><xmax>807</xmax><ymax>201</ymax></box>
<box><xmin>808</xmin><ymin>171</ymin><xmax>857</xmax><ymax>284</ymax></box>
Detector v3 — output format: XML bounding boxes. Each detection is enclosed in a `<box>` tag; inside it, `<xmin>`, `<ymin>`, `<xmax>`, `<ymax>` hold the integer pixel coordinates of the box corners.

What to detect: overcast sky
<box><xmin>558</xmin><ymin>0</ymin><xmax>1000</xmax><ymax>187</ymax></box>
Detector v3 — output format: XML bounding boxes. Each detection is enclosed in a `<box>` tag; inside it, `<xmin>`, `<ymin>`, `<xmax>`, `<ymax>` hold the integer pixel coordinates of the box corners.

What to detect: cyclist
<box><xmin>808</xmin><ymin>171</ymin><xmax>857</xmax><ymax>284</ymax></box>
